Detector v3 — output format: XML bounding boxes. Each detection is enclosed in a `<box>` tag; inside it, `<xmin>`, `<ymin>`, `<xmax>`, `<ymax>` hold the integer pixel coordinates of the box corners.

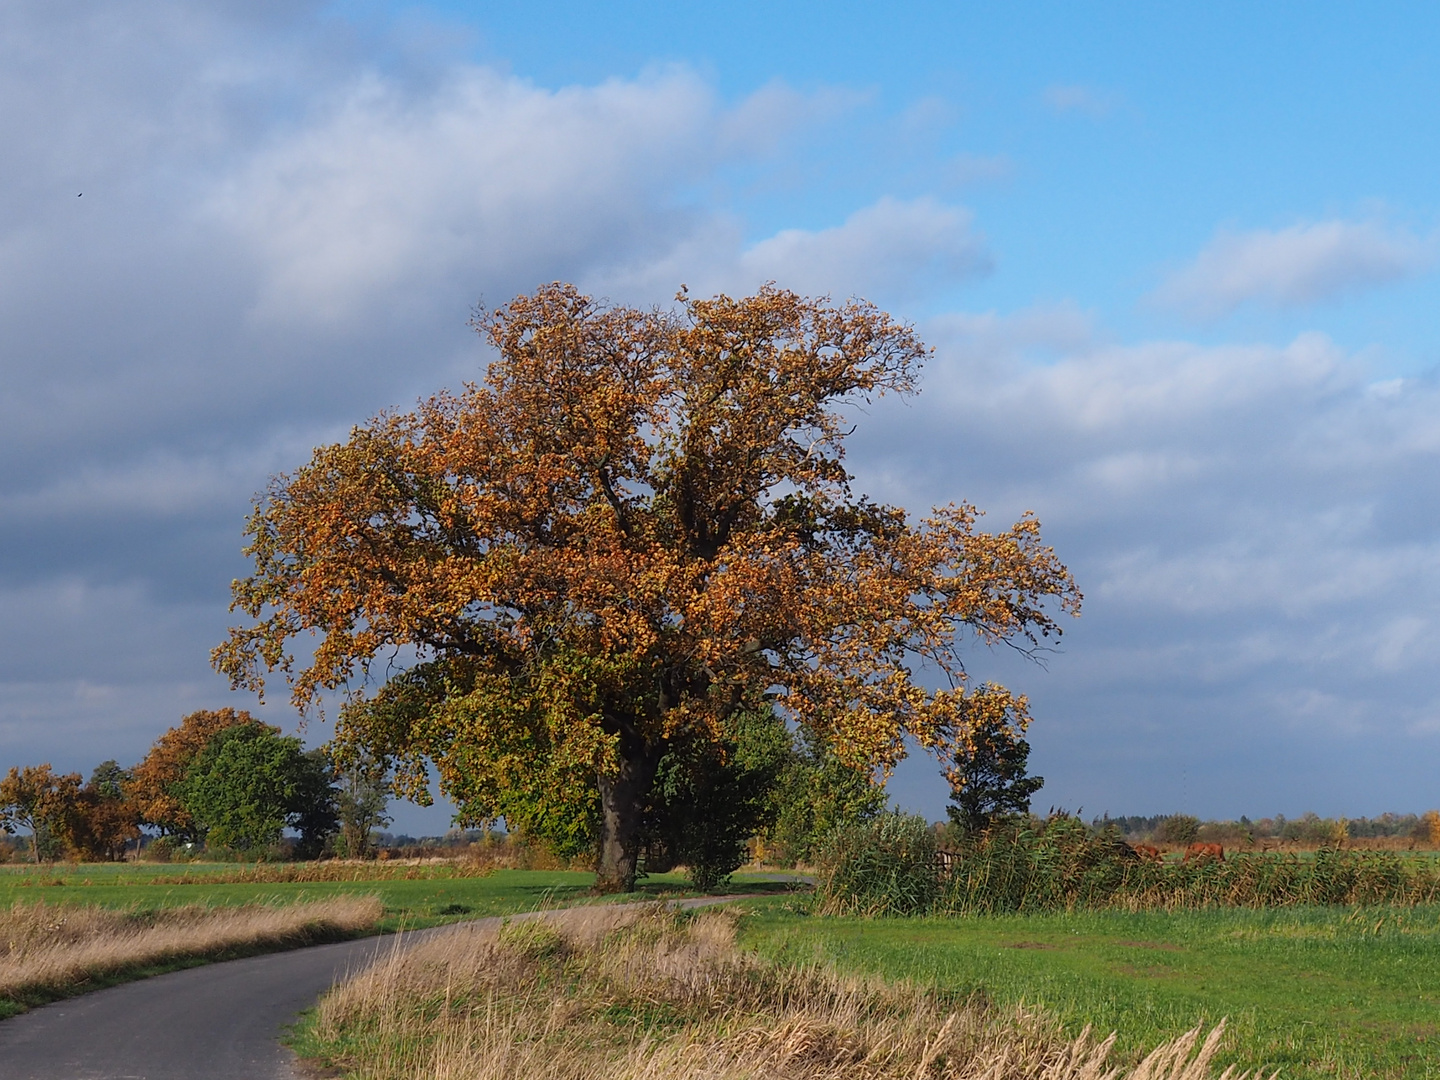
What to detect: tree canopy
<box><xmin>0</xmin><ymin>764</ymin><xmax>81</xmax><ymax>864</ymax></box>
<box><xmin>943</xmin><ymin>706</ymin><xmax>1045</xmax><ymax>834</ymax></box>
<box><xmin>179</xmin><ymin>724</ymin><xmax>337</xmax><ymax>854</ymax></box>
<box><xmin>129</xmin><ymin>708</ymin><xmax>269</xmax><ymax>841</ymax></box>
<box><xmin>215</xmin><ymin>283</ymin><xmax>1080</xmax><ymax>890</ymax></box>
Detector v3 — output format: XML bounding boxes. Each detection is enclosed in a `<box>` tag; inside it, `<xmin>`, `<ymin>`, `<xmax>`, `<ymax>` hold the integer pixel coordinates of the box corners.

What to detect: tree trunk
<box><xmin>594</xmin><ymin>727</ymin><xmax>661</xmax><ymax>894</ymax></box>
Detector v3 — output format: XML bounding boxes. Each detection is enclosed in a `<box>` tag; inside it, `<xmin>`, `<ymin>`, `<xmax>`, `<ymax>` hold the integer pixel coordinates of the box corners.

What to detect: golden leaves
<box><xmin>214</xmin><ymin>283</ymin><xmax>1078</xmax><ymax>782</ymax></box>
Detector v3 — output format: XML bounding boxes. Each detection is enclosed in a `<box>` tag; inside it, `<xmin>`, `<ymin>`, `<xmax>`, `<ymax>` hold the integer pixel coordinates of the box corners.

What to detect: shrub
<box><xmin>762</xmin><ymin>726</ymin><xmax>888</xmax><ymax>867</ymax></box>
<box><xmin>811</xmin><ymin>813</ymin><xmax>939</xmax><ymax>916</ymax></box>
<box><xmin>645</xmin><ymin>707</ymin><xmax>791</xmax><ymax>891</ymax></box>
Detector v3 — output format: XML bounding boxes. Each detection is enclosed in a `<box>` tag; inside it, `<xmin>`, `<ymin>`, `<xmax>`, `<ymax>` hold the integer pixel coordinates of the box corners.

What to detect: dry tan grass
<box><xmin>0</xmin><ymin>895</ymin><xmax>382</xmax><ymax>1004</ymax></box>
<box><xmin>307</xmin><ymin>904</ymin><xmax>1270</xmax><ymax>1080</ymax></box>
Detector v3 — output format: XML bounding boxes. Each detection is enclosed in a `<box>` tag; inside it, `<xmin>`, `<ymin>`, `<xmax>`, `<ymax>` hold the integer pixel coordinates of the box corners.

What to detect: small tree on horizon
<box><xmin>67</xmin><ymin>761</ymin><xmax>142</xmax><ymax>861</ymax></box>
<box><xmin>129</xmin><ymin>708</ymin><xmax>271</xmax><ymax>841</ymax></box>
<box><xmin>0</xmin><ymin>764</ymin><xmax>82</xmax><ymax>865</ymax></box>
<box><xmin>334</xmin><ymin>750</ymin><xmax>392</xmax><ymax>858</ymax></box>
<box><xmin>943</xmin><ymin>697</ymin><xmax>1044</xmax><ymax>835</ymax></box>
<box><xmin>178</xmin><ymin>725</ymin><xmax>337</xmax><ymax>854</ymax></box>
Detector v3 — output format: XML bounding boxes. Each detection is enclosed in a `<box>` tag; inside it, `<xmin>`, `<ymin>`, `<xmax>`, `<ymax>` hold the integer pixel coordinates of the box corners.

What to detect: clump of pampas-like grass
<box><xmin>307</xmin><ymin>904</ymin><xmax>1269</xmax><ymax>1080</ymax></box>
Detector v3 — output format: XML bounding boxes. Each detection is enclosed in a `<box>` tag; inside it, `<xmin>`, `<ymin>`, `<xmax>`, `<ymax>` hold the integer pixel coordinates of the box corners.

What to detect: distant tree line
<box><xmin>1092</xmin><ymin>811</ymin><xmax>1440</xmax><ymax>847</ymax></box>
<box><xmin>0</xmin><ymin>709</ymin><xmax>391</xmax><ymax>863</ymax></box>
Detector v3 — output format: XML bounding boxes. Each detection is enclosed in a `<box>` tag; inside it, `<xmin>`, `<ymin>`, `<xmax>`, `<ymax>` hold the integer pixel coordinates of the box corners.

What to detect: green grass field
<box><xmin>740</xmin><ymin>902</ymin><xmax>1440</xmax><ymax>1079</ymax></box>
<box><xmin>0</xmin><ymin>863</ymin><xmax>795</xmax><ymax>930</ymax></box>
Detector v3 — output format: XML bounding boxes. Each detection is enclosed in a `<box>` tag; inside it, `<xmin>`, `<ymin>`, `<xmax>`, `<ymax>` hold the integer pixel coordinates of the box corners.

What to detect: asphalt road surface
<box><xmin>0</xmin><ymin>931</ymin><xmax>408</xmax><ymax>1080</ymax></box>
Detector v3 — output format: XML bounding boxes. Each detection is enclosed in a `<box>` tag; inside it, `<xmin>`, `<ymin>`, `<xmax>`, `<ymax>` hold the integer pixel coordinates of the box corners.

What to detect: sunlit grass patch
<box><xmin>740</xmin><ymin>901</ymin><xmax>1440</xmax><ymax>1079</ymax></box>
<box><xmin>294</xmin><ymin>903</ymin><xmax>1261</xmax><ymax>1079</ymax></box>
<box><xmin>0</xmin><ymin>895</ymin><xmax>382</xmax><ymax>1016</ymax></box>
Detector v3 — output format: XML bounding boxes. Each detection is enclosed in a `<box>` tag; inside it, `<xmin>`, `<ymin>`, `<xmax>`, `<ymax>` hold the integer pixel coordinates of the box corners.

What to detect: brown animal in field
<box><xmin>1181</xmin><ymin>842</ymin><xmax>1224</xmax><ymax>864</ymax></box>
<box><xmin>1128</xmin><ymin>843</ymin><xmax>1163</xmax><ymax>861</ymax></box>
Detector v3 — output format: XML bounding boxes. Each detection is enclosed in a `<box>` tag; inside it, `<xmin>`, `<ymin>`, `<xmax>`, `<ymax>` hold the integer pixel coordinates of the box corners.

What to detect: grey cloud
<box><xmin>1153</xmin><ymin>220</ymin><xmax>1435</xmax><ymax>318</ymax></box>
<box><xmin>844</xmin><ymin>311</ymin><xmax>1440</xmax><ymax>816</ymax></box>
<box><xmin>0</xmin><ymin>5</ymin><xmax>848</xmax><ymax>788</ymax></box>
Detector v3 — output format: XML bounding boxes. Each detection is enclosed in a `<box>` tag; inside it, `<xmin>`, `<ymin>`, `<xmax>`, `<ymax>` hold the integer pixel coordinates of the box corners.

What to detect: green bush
<box><xmin>764</xmin><ymin>726</ymin><xmax>888</xmax><ymax>867</ymax></box>
<box><xmin>646</xmin><ymin>707</ymin><xmax>792</xmax><ymax>891</ymax></box>
<box><xmin>811</xmin><ymin>812</ymin><xmax>939</xmax><ymax>916</ymax></box>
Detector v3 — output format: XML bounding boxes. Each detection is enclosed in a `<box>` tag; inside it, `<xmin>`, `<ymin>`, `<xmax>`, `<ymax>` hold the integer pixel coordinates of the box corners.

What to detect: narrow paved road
<box><xmin>0</xmin><ymin>896</ymin><xmax>772</xmax><ymax>1079</ymax></box>
<box><xmin>0</xmin><ymin>931</ymin><xmax>413</xmax><ymax>1080</ymax></box>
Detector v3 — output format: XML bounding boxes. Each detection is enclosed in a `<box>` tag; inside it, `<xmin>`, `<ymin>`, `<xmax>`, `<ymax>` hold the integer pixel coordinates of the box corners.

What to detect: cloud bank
<box><xmin>864</xmin><ymin>314</ymin><xmax>1440</xmax><ymax>817</ymax></box>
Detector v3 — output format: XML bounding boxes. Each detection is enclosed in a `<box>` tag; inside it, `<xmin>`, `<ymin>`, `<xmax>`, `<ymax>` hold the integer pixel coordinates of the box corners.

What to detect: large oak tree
<box><xmin>215</xmin><ymin>284</ymin><xmax>1080</xmax><ymax>891</ymax></box>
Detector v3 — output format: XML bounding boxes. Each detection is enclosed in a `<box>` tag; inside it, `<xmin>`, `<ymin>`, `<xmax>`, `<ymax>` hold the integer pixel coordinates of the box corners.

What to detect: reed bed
<box><xmin>303</xmin><ymin>903</ymin><xmax>1266</xmax><ymax>1079</ymax></box>
<box><xmin>0</xmin><ymin>895</ymin><xmax>382</xmax><ymax>1007</ymax></box>
<box><xmin>815</xmin><ymin>814</ymin><xmax>1440</xmax><ymax>917</ymax></box>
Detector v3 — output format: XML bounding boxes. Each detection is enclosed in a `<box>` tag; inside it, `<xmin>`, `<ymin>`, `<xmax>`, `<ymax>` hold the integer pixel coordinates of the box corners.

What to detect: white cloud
<box><xmin>943</xmin><ymin>152</ymin><xmax>1014</xmax><ymax>187</ymax></box>
<box><xmin>1154</xmin><ymin>220</ymin><xmax>1434</xmax><ymax>318</ymax></box>
<box><xmin>594</xmin><ymin>195</ymin><xmax>991</xmax><ymax>305</ymax></box>
<box><xmin>209</xmin><ymin>67</ymin><xmax>727</xmax><ymax>325</ymax></box>
<box><xmin>737</xmin><ymin>196</ymin><xmax>991</xmax><ymax>301</ymax></box>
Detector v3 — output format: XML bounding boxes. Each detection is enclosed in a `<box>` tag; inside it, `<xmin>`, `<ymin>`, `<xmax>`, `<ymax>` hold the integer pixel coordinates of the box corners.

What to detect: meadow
<box><xmin>0</xmin><ymin>862</ymin><xmax>794</xmax><ymax>930</ymax></box>
<box><xmin>741</xmin><ymin>901</ymin><xmax>1440</xmax><ymax>1079</ymax></box>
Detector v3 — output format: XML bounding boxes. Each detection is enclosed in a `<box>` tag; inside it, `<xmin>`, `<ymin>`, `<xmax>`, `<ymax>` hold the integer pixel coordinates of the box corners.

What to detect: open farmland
<box><xmin>741</xmin><ymin>901</ymin><xmax>1440</xmax><ymax>1079</ymax></box>
<box><xmin>0</xmin><ymin>863</ymin><xmax>796</xmax><ymax>931</ymax></box>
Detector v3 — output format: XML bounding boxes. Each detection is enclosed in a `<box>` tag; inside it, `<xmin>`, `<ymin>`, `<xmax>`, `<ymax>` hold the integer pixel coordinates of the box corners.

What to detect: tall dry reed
<box><xmin>814</xmin><ymin>814</ymin><xmax>1440</xmax><ymax>916</ymax></box>
<box><xmin>0</xmin><ymin>895</ymin><xmax>382</xmax><ymax>1006</ymax></box>
<box><xmin>306</xmin><ymin>904</ymin><xmax>1268</xmax><ymax>1080</ymax></box>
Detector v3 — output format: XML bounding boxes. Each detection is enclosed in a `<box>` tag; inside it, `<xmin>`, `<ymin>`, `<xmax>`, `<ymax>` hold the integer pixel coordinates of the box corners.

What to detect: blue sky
<box><xmin>4</xmin><ymin>2</ymin><xmax>1440</xmax><ymax>833</ymax></box>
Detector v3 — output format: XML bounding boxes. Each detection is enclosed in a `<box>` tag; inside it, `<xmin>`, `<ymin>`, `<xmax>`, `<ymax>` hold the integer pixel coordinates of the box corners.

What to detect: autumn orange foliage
<box><xmin>0</xmin><ymin>765</ymin><xmax>81</xmax><ymax>864</ymax></box>
<box><xmin>215</xmin><ymin>284</ymin><xmax>1080</xmax><ymax>890</ymax></box>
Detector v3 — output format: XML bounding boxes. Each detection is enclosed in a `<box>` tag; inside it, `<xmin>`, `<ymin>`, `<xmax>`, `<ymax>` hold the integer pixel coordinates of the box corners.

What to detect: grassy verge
<box><xmin>739</xmin><ymin>901</ymin><xmax>1440</xmax><ymax>1079</ymax></box>
<box><xmin>291</xmin><ymin>903</ymin><xmax>1247</xmax><ymax>1079</ymax></box>
<box><xmin>0</xmin><ymin>895</ymin><xmax>383</xmax><ymax>1019</ymax></box>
